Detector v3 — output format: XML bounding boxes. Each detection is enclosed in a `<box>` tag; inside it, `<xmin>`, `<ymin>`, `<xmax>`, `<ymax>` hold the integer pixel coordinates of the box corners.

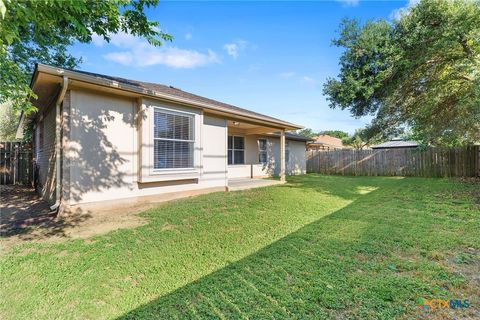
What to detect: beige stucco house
<box><xmin>17</xmin><ymin>64</ymin><xmax>309</xmax><ymax>211</ymax></box>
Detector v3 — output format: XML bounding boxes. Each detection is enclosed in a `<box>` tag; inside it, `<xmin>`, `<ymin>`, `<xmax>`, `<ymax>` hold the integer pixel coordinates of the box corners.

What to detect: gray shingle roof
<box><xmin>58</xmin><ymin>67</ymin><xmax>298</xmax><ymax>127</ymax></box>
<box><xmin>269</xmin><ymin>132</ymin><xmax>313</xmax><ymax>142</ymax></box>
<box><xmin>371</xmin><ymin>138</ymin><xmax>419</xmax><ymax>149</ymax></box>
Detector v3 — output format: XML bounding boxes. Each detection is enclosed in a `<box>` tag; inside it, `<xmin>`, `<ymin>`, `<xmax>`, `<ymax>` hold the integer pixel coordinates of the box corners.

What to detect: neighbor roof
<box><xmin>371</xmin><ymin>138</ymin><xmax>419</xmax><ymax>149</ymax></box>
<box><xmin>32</xmin><ymin>63</ymin><xmax>302</xmax><ymax>130</ymax></box>
<box><xmin>309</xmin><ymin>134</ymin><xmax>344</xmax><ymax>148</ymax></box>
<box><xmin>269</xmin><ymin>132</ymin><xmax>314</xmax><ymax>142</ymax></box>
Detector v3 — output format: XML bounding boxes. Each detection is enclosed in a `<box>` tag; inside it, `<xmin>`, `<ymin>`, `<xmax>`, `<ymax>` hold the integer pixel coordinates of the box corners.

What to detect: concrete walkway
<box><xmin>227</xmin><ymin>178</ymin><xmax>284</xmax><ymax>192</ymax></box>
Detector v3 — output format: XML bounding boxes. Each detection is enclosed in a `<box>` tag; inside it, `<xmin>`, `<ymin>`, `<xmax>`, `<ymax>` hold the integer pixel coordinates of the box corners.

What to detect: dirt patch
<box><xmin>0</xmin><ymin>203</ymin><xmax>152</xmax><ymax>254</ymax></box>
<box><xmin>458</xmin><ymin>177</ymin><xmax>480</xmax><ymax>206</ymax></box>
<box><xmin>0</xmin><ymin>185</ymin><xmax>52</xmax><ymax>224</ymax></box>
<box><xmin>62</xmin><ymin>205</ymin><xmax>150</xmax><ymax>240</ymax></box>
<box><xmin>425</xmin><ymin>248</ymin><xmax>480</xmax><ymax>320</ymax></box>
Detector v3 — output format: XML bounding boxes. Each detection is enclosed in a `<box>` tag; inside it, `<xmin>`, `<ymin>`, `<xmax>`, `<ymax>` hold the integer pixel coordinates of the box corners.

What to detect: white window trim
<box><xmin>258</xmin><ymin>138</ymin><xmax>267</xmax><ymax>164</ymax></box>
<box><xmin>228</xmin><ymin>135</ymin><xmax>245</xmax><ymax>166</ymax></box>
<box><xmin>152</xmin><ymin>106</ymin><xmax>196</xmax><ymax>173</ymax></box>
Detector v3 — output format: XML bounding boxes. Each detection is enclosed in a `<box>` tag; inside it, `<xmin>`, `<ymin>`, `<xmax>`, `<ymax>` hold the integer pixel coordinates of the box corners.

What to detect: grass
<box><xmin>1</xmin><ymin>175</ymin><xmax>479</xmax><ymax>319</ymax></box>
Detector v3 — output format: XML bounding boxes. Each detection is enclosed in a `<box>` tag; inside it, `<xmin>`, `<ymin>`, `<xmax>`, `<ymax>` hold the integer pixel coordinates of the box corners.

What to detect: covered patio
<box><xmin>226</xmin><ymin>119</ymin><xmax>287</xmax><ymax>182</ymax></box>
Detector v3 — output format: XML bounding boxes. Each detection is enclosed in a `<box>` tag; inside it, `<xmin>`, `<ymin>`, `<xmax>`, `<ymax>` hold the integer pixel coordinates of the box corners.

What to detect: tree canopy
<box><xmin>297</xmin><ymin>128</ymin><xmax>350</xmax><ymax>140</ymax></box>
<box><xmin>0</xmin><ymin>101</ymin><xmax>18</xmax><ymax>140</ymax></box>
<box><xmin>323</xmin><ymin>0</ymin><xmax>480</xmax><ymax>146</ymax></box>
<box><xmin>0</xmin><ymin>0</ymin><xmax>171</xmax><ymax>114</ymax></box>
<box><xmin>296</xmin><ymin>128</ymin><xmax>317</xmax><ymax>138</ymax></box>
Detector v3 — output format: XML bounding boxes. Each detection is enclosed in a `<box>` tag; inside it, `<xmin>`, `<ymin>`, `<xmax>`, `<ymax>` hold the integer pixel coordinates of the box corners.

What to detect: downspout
<box><xmin>50</xmin><ymin>76</ymin><xmax>69</xmax><ymax>211</ymax></box>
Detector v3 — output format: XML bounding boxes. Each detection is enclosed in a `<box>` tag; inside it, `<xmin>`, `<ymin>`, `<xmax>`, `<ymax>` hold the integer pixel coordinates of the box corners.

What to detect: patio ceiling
<box><xmin>227</xmin><ymin>120</ymin><xmax>279</xmax><ymax>135</ymax></box>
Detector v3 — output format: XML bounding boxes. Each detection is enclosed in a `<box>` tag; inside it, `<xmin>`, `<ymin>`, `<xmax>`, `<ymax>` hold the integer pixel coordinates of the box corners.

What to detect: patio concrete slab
<box><xmin>227</xmin><ymin>178</ymin><xmax>284</xmax><ymax>192</ymax></box>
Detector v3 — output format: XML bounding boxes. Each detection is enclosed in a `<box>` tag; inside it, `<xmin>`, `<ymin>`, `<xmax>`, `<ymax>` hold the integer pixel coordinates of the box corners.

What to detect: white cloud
<box><xmin>390</xmin><ymin>0</ymin><xmax>420</xmax><ymax>20</ymax></box>
<box><xmin>185</xmin><ymin>33</ymin><xmax>192</xmax><ymax>40</ymax></box>
<box><xmin>109</xmin><ymin>32</ymin><xmax>139</xmax><ymax>47</ymax></box>
<box><xmin>336</xmin><ymin>0</ymin><xmax>359</xmax><ymax>7</ymax></box>
<box><xmin>104</xmin><ymin>52</ymin><xmax>134</xmax><ymax>65</ymax></box>
<box><xmin>91</xmin><ymin>31</ymin><xmax>138</xmax><ymax>48</ymax></box>
<box><xmin>407</xmin><ymin>0</ymin><xmax>421</xmax><ymax>6</ymax></box>
<box><xmin>104</xmin><ymin>46</ymin><xmax>219</xmax><ymax>68</ymax></box>
<box><xmin>95</xmin><ymin>31</ymin><xmax>219</xmax><ymax>68</ymax></box>
<box><xmin>223</xmin><ymin>40</ymin><xmax>249</xmax><ymax>59</ymax></box>
<box><xmin>91</xmin><ymin>33</ymin><xmax>105</xmax><ymax>47</ymax></box>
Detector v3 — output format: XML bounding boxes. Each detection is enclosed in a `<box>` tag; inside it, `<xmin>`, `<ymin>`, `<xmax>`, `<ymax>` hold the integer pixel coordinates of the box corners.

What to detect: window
<box><xmin>228</xmin><ymin>136</ymin><xmax>245</xmax><ymax>165</ymax></box>
<box><xmin>258</xmin><ymin>138</ymin><xmax>267</xmax><ymax>163</ymax></box>
<box><xmin>153</xmin><ymin>108</ymin><xmax>194</xmax><ymax>169</ymax></box>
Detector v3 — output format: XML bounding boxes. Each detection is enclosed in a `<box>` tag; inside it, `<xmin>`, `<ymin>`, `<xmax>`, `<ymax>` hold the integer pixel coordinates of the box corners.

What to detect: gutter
<box><xmin>50</xmin><ymin>76</ymin><xmax>69</xmax><ymax>212</ymax></box>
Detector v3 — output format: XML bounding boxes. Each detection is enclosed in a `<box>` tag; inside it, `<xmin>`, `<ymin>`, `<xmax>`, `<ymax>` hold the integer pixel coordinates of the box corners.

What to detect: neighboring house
<box><xmin>16</xmin><ymin>64</ymin><xmax>310</xmax><ymax>210</ymax></box>
<box><xmin>307</xmin><ymin>134</ymin><xmax>346</xmax><ymax>151</ymax></box>
<box><xmin>371</xmin><ymin>138</ymin><xmax>419</xmax><ymax>149</ymax></box>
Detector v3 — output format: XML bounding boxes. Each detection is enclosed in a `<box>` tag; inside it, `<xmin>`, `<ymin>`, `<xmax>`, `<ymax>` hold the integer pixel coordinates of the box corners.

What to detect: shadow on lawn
<box><xmin>117</xmin><ymin>177</ymin><xmax>460</xmax><ymax>319</ymax></box>
<box><xmin>285</xmin><ymin>174</ymin><xmax>403</xmax><ymax>201</ymax></box>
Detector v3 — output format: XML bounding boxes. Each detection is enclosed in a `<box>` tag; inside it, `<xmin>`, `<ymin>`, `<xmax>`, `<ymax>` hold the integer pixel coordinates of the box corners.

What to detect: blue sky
<box><xmin>73</xmin><ymin>0</ymin><xmax>411</xmax><ymax>134</ymax></box>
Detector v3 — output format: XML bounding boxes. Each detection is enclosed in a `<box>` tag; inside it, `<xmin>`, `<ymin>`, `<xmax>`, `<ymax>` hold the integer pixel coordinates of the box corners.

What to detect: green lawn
<box><xmin>1</xmin><ymin>175</ymin><xmax>479</xmax><ymax>319</ymax></box>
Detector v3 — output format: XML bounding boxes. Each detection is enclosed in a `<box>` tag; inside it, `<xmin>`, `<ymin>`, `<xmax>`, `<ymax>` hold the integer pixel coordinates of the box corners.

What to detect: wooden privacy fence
<box><xmin>0</xmin><ymin>141</ymin><xmax>33</xmax><ymax>185</ymax></box>
<box><xmin>306</xmin><ymin>146</ymin><xmax>480</xmax><ymax>177</ymax></box>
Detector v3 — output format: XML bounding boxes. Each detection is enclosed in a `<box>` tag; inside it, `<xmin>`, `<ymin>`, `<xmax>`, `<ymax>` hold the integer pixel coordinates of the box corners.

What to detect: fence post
<box><xmin>0</xmin><ymin>141</ymin><xmax>33</xmax><ymax>185</ymax></box>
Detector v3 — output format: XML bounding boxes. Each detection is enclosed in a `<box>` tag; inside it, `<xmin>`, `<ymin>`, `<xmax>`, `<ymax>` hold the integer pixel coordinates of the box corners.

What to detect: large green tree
<box><xmin>0</xmin><ymin>0</ymin><xmax>171</xmax><ymax>114</ymax></box>
<box><xmin>342</xmin><ymin>128</ymin><xmax>383</xmax><ymax>150</ymax></box>
<box><xmin>297</xmin><ymin>128</ymin><xmax>317</xmax><ymax>138</ymax></box>
<box><xmin>323</xmin><ymin>0</ymin><xmax>480</xmax><ymax>146</ymax></box>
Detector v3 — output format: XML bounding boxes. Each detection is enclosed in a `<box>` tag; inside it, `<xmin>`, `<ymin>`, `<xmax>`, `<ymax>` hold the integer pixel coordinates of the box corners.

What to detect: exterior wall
<box><xmin>201</xmin><ymin>115</ymin><xmax>228</xmax><ymax>188</ymax></box>
<box><xmin>227</xmin><ymin>134</ymin><xmax>306</xmax><ymax>179</ymax></box>
<box><xmin>35</xmin><ymin>102</ymin><xmax>57</xmax><ymax>203</ymax></box>
<box><xmin>227</xmin><ymin>164</ymin><xmax>268</xmax><ymax>179</ymax></box>
<box><xmin>227</xmin><ymin>135</ymin><xmax>270</xmax><ymax>178</ymax></box>
<box><xmin>61</xmin><ymin>91</ymin><xmax>71</xmax><ymax>203</ymax></box>
<box><xmin>64</xmin><ymin>89</ymin><xmax>227</xmax><ymax>206</ymax></box>
<box><xmin>34</xmin><ymin>86</ymin><xmax>305</xmax><ymax>207</ymax></box>
<box><xmin>268</xmin><ymin>137</ymin><xmax>307</xmax><ymax>176</ymax></box>
<box><xmin>138</xmin><ymin>98</ymin><xmax>202</xmax><ymax>183</ymax></box>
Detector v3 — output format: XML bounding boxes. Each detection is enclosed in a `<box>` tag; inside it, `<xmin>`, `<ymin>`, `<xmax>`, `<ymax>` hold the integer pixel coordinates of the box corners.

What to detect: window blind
<box><xmin>154</xmin><ymin>109</ymin><xmax>194</xmax><ymax>169</ymax></box>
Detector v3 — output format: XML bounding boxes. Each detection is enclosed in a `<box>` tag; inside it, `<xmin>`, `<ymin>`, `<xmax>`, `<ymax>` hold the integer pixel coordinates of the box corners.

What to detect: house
<box><xmin>371</xmin><ymin>138</ymin><xmax>419</xmax><ymax>149</ymax></box>
<box><xmin>16</xmin><ymin>64</ymin><xmax>310</xmax><ymax>211</ymax></box>
<box><xmin>307</xmin><ymin>134</ymin><xmax>346</xmax><ymax>151</ymax></box>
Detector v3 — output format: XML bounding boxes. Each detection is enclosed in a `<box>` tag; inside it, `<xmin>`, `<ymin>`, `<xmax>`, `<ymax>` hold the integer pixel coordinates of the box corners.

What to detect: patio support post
<box><xmin>280</xmin><ymin>129</ymin><xmax>286</xmax><ymax>182</ymax></box>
